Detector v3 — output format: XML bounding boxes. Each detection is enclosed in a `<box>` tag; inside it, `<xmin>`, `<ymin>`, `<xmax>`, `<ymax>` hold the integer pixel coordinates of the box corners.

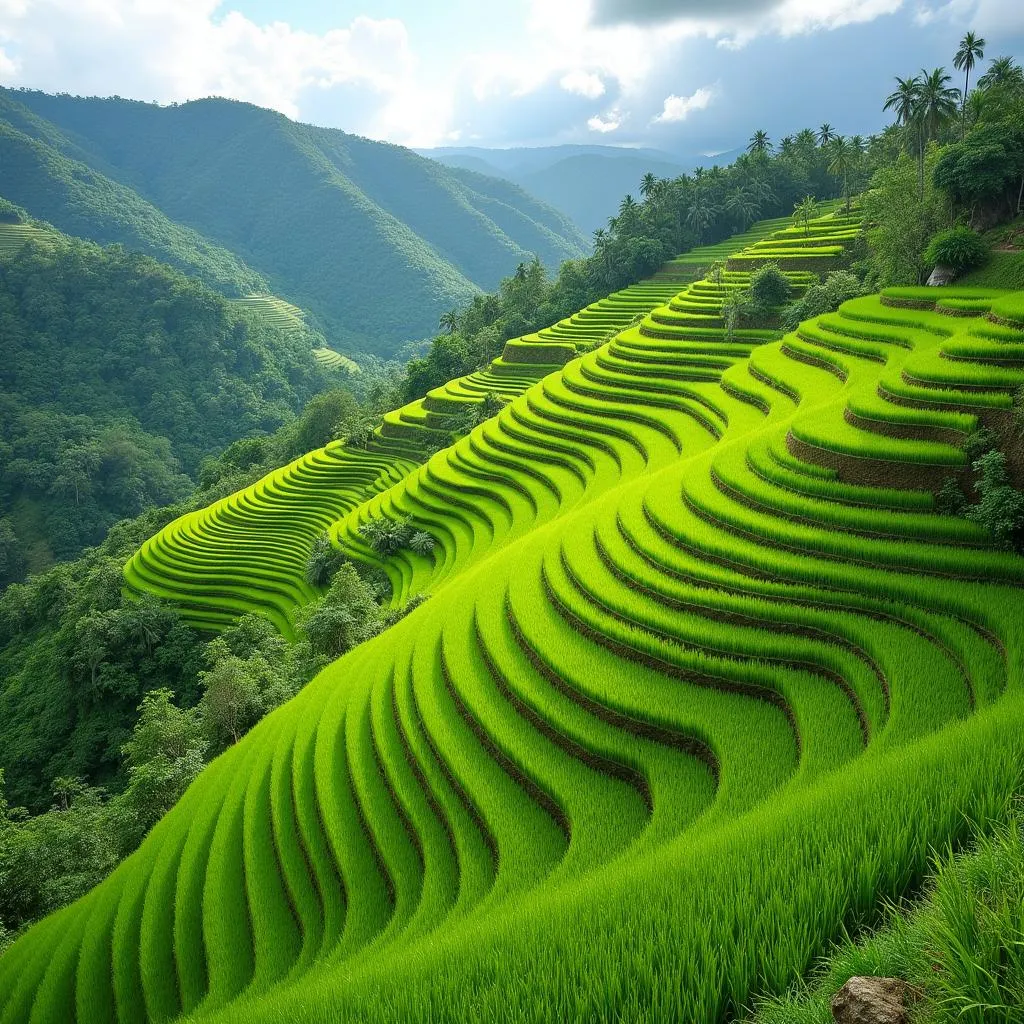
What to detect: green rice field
<box><xmin>312</xmin><ymin>347</ymin><xmax>360</xmax><ymax>373</ymax></box>
<box><xmin>0</xmin><ymin>221</ymin><xmax>49</xmax><ymax>256</ymax></box>
<box><xmin>6</xmin><ymin>210</ymin><xmax>1024</xmax><ymax>1024</ymax></box>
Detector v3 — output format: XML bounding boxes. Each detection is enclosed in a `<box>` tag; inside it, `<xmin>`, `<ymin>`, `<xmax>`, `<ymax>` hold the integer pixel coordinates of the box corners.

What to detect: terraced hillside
<box><xmin>312</xmin><ymin>348</ymin><xmax>359</xmax><ymax>374</ymax></box>
<box><xmin>0</xmin><ymin>220</ymin><xmax>49</xmax><ymax>255</ymax></box>
<box><xmin>6</xmin><ymin>273</ymin><xmax>1024</xmax><ymax>1024</ymax></box>
<box><xmin>230</xmin><ymin>294</ymin><xmax>307</xmax><ymax>334</ymax></box>
<box><xmin>123</xmin><ymin>211</ymin><xmax>854</xmax><ymax>635</ymax></box>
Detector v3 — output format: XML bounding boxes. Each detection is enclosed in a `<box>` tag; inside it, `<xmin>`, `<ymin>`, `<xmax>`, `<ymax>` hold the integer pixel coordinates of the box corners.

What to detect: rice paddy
<box><xmin>230</xmin><ymin>294</ymin><xmax>308</xmax><ymax>333</ymax></box>
<box><xmin>0</xmin><ymin>221</ymin><xmax>49</xmax><ymax>256</ymax></box>
<box><xmin>7</xmin><ymin>208</ymin><xmax>1024</xmax><ymax>1024</ymax></box>
<box><xmin>312</xmin><ymin>348</ymin><xmax>360</xmax><ymax>373</ymax></box>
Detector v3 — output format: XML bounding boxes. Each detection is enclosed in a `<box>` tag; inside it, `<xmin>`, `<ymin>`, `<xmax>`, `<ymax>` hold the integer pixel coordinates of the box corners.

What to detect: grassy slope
<box><xmin>959</xmin><ymin>250</ymin><xmax>1024</xmax><ymax>290</ymax></box>
<box><xmin>0</xmin><ymin>90</ymin><xmax>587</xmax><ymax>355</ymax></box>
<box><xmin>5</xmin><ymin>214</ymin><xmax>1024</xmax><ymax>1023</ymax></box>
<box><xmin>749</xmin><ymin>816</ymin><xmax>1024</xmax><ymax>1024</ymax></box>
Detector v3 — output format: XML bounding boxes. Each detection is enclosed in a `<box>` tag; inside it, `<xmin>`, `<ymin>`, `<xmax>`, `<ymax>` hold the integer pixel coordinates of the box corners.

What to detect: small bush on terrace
<box><xmin>924</xmin><ymin>226</ymin><xmax>991</xmax><ymax>274</ymax></box>
<box><xmin>965</xmin><ymin>449</ymin><xmax>1024</xmax><ymax>550</ymax></box>
<box><xmin>305</xmin><ymin>532</ymin><xmax>348</xmax><ymax>587</ymax></box>
<box><xmin>359</xmin><ymin>515</ymin><xmax>434</xmax><ymax>557</ymax></box>
<box><xmin>748</xmin><ymin>262</ymin><xmax>793</xmax><ymax>309</ymax></box>
<box><xmin>294</xmin><ymin>565</ymin><xmax>384</xmax><ymax>660</ymax></box>
<box><xmin>781</xmin><ymin>271</ymin><xmax>865</xmax><ymax>331</ymax></box>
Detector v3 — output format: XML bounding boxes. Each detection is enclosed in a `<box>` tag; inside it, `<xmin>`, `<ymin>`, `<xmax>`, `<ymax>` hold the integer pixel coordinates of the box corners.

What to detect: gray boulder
<box><xmin>831</xmin><ymin>976</ymin><xmax>914</xmax><ymax>1024</ymax></box>
<box><xmin>926</xmin><ymin>263</ymin><xmax>956</xmax><ymax>286</ymax></box>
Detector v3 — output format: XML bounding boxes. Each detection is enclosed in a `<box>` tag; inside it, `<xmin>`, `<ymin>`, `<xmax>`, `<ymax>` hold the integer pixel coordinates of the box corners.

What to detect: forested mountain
<box><xmin>0</xmin><ymin>207</ymin><xmax>331</xmax><ymax>582</ymax></box>
<box><xmin>0</xmin><ymin>90</ymin><xmax>587</xmax><ymax>355</ymax></box>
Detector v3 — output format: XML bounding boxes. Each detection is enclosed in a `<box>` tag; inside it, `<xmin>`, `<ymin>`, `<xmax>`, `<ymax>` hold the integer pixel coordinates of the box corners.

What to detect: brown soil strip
<box><xmin>786</xmin><ymin>430</ymin><xmax>950</xmax><ymax>492</ymax></box>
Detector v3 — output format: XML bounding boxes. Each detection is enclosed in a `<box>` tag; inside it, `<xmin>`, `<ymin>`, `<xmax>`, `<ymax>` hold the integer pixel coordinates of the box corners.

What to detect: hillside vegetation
<box><xmin>0</xmin><ymin>89</ymin><xmax>587</xmax><ymax>356</ymax></box>
<box><xmin>0</xmin><ymin>210</ymin><xmax>332</xmax><ymax>581</ymax></box>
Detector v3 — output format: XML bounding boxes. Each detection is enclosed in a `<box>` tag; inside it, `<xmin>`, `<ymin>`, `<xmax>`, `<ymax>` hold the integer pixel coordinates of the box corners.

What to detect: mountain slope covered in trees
<box><xmin>0</xmin><ymin>207</ymin><xmax>332</xmax><ymax>582</ymax></box>
<box><xmin>0</xmin><ymin>89</ymin><xmax>587</xmax><ymax>355</ymax></box>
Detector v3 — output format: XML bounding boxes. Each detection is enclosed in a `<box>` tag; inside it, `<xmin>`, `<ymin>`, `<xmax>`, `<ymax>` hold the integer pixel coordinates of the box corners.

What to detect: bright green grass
<box><xmin>958</xmin><ymin>250</ymin><xmax>1024</xmax><ymax>291</ymax></box>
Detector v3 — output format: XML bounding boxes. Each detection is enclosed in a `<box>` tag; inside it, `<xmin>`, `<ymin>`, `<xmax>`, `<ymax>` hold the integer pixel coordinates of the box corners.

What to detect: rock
<box><xmin>927</xmin><ymin>263</ymin><xmax>957</xmax><ymax>286</ymax></box>
<box><xmin>831</xmin><ymin>976</ymin><xmax>913</xmax><ymax>1024</ymax></box>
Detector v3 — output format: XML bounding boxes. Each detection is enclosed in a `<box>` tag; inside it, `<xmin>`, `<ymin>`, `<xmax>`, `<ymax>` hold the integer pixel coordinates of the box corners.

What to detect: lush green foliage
<box><xmin>0</xmin><ymin>229</ymin><xmax>331</xmax><ymax>578</ymax></box>
<box><xmin>781</xmin><ymin>271</ymin><xmax>865</xmax><ymax>331</ymax></box>
<box><xmin>0</xmin><ymin>387</ymin><xmax>393</xmax><ymax>812</ymax></box>
<box><xmin>9</xmin><ymin>47</ymin><xmax>1024</xmax><ymax>1019</ymax></box>
<box><xmin>924</xmin><ymin>225</ymin><xmax>991</xmax><ymax>272</ymax></box>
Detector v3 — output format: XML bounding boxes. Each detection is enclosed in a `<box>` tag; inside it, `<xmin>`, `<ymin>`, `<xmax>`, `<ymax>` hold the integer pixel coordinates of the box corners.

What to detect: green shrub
<box><xmin>963</xmin><ymin>428</ymin><xmax>1000</xmax><ymax>462</ymax></box>
<box><xmin>781</xmin><ymin>271</ymin><xmax>865</xmax><ymax>331</ymax></box>
<box><xmin>359</xmin><ymin>516</ymin><xmax>416</xmax><ymax>556</ymax></box>
<box><xmin>965</xmin><ymin>450</ymin><xmax>1024</xmax><ymax>549</ymax></box>
<box><xmin>748</xmin><ymin>262</ymin><xmax>792</xmax><ymax>309</ymax></box>
<box><xmin>409</xmin><ymin>531</ymin><xmax>436</xmax><ymax>557</ymax></box>
<box><xmin>722</xmin><ymin>290</ymin><xmax>754</xmax><ymax>340</ymax></box>
<box><xmin>305</xmin><ymin>533</ymin><xmax>347</xmax><ymax>587</ymax></box>
<box><xmin>924</xmin><ymin>227</ymin><xmax>990</xmax><ymax>274</ymax></box>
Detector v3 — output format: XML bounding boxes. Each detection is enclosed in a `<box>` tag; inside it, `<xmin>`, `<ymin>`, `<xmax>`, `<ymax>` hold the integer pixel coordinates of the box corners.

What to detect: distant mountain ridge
<box><xmin>0</xmin><ymin>90</ymin><xmax>587</xmax><ymax>356</ymax></box>
<box><xmin>418</xmin><ymin>143</ymin><xmax>693</xmax><ymax>234</ymax></box>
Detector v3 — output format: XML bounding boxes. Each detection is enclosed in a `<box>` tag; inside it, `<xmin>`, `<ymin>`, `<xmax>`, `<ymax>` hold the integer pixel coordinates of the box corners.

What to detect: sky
<box><xmin>0</xmin><ymin>0</ymin><xmax>1023</xmax><ymax>156</ymax></box>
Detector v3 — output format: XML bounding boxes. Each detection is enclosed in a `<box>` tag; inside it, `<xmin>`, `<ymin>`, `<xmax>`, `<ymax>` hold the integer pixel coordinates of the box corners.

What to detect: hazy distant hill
<box><xmin>420</xmin><ymin>143</ymin><xmax>692</xmax><ymax>234</ymax></box>
<box><xmin>0</xmin><ymin>90</ymin><xmax>587</xmax><ymax>355</ymax></box>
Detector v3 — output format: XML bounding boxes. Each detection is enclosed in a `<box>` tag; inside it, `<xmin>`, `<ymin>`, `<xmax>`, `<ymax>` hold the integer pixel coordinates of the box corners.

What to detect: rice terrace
<box><xmin>2</xmin><ymin>8</ymin><xmax>1024</xmax><ymax>1024</ymax></box>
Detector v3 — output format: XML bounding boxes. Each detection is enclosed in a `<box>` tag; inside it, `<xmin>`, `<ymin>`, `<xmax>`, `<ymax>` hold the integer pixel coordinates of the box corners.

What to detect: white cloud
<box><xmin>0</xmin><ymin>0</ymin><xmax>453</xmax><ymax>144</ymax></box>
<box><xmin>559</xmin><ymin>68</ymin><xmax>605</xmax><ymax>99</ymax></box>
<box><xmin>913</xmin><ymin>0</ymin><xmax>1024</xmax><ymax>31</ymax></box>
<box><xmin>652</xmin><ymin>86</ymin><xmax>715</xmax><ymax>123</ymax></box>
<box><xmin>587</xmin><ymin>110</ymin><xmax>621</xmax><ymax>132</ymax></box>
<box><xmin>591</xmin><ymin>0</ymin><xmax>909</xmax><ymax>48</ymax></box>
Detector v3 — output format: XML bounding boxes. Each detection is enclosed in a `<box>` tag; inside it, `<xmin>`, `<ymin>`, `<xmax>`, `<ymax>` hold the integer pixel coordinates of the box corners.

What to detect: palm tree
<box><xmin>592</xmin><ymin>228</ymin><xmax>611</xmax><ymax>274</ymax></box>
<box><xmin>817</xmin><ymin>123</ymin><xmax>836</xmax><ymax>147</ymax></box>
<box><xmin>779</xmin><ymin>135</ymin><xmax>795</xmax><ymax>158</ymax></box>
<box><xmin>978</xmin><ymin>56</ymin><xmax>1024</xmax><ymax>91</ymax></box>
<box><xmin>792</xmin><ymin>196</ymin><xmax>819</xmax><ymax>237</ymax></box>
<box><xmin>685</xmin><ymin>193</ymin><xmax>718</xmax><ymax>245</ymax></box>
<box><xmin>725</xmin><ymin>186</ymin><xmax>760</xmax><ymax>231</ymax></box>
<box><xmin>749</xmin><ymin>177</ymin><xmax>775</xmax><ymax>207</ymax></box>
<box><xmin>953</xmin><ymin>30</ymin><xmax>985</xmax><ymax>131</ymax></box>
<box><xmin>883</xmin><ymin>75</ymin><xmax>922</xmax><ymax>129</ymax></box>
<box><xmin>438</xmin><ymin>310</ymin><xmax>459</xmax><ymax>335</ymax></box>
<box><xmin>747</xmin><ymin>129</ymin><xmax>772</xmax><ymax>155</ymax></box>
<box><xmin>826</xmin><ymin>137</ymin><xmax>856</xmax><ymax>213</ymax></box>
<box><xmin>639</xmin><ymin>172</ymin><xmax>658</xmax><ymax>199</ymax></box>
<box><xmin>918</xmin><ymin>67</ymin><xmax>960</xmax><ymax>142</ymax></box>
